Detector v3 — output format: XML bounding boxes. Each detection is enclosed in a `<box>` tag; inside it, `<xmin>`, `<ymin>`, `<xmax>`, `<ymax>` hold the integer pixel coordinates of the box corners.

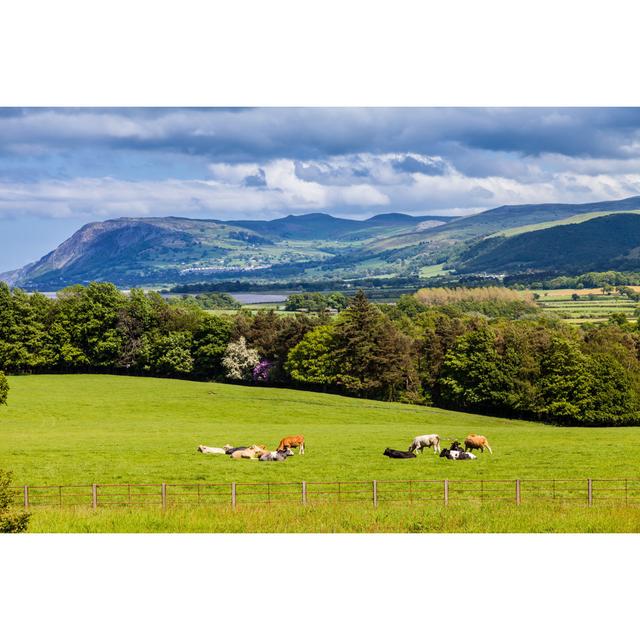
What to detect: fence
<box><xmin>11</xmin><ymin>478</ymin><xmax>640</xmax><ymax>510</ymax></box>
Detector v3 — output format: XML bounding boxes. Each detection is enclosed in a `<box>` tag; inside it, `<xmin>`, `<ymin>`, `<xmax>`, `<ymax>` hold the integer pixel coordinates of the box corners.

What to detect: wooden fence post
<box><xmin>516</xmin><ymin>479</ymin><xmax>521</xmax><ymax>506</ymax></box>
<box><xmin>373</xmin><ymin>480</ymin><xmax>378</xmax><ymax>508</ymax></box>
<box><xmin>92</xmin><ymin>484</ymin><xmax>97</xmax><ymax>510</ymax></box>
<box><xmin>231</xmin><ymin>482</ymin><xmax>237</xmax><ymax>509</ymax></box>
<box><xmin>301</xmin><ymin>481</ymin><xmax>307</xmax><ymax>506</ymax></box>
<box><xmin>23</xmin><ymin>485</ymin><xmax>29</xmax><ymax>509</ymax></box>
<box><xmin>444</xmin><ymin>479</ymin><xmax>449</xmax><ymax>506</ymax></box>
<box><xmin>161</xmin><ymin>483</ymin><xmax>167</xmax><ymax>509</ymax></box>
<box><xmin>588</xmin><ymin>479</ymin><xmax>593</xmax><ymax>506</ymax></box>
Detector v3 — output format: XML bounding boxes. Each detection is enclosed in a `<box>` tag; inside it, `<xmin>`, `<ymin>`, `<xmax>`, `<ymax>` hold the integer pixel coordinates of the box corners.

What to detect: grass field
<box><xmin>3</xmin><ymin>374</ymin><xmax>640</xmax><ymax>532</ymax></box>
<box><xmin>25</xmin><ymin>502</ymin><xmax>640</xmax><ymax>533</ymax></box>
<box><xmin>532</xmin><ymin>289</ymin><xmax>638</xmax><ymax>324</ymax></box>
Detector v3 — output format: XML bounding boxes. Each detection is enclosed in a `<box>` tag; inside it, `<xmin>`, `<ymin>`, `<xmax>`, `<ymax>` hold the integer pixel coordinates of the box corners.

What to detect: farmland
<box><xmin>3</xmin><ymin>374</ymin><xmax>640</xmax><ymax>532</ymax></box>
<box><xmin>534</xmin><ymin>288</ymin><xmax>639</xmax><ymax>323</ymax></box>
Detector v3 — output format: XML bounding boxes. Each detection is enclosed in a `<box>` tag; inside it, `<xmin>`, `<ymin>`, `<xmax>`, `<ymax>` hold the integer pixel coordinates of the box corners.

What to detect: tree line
<box><xmin>2</xmin><ymin>281</ymin><xmax>640</xmax><ymax>426</ymax></box>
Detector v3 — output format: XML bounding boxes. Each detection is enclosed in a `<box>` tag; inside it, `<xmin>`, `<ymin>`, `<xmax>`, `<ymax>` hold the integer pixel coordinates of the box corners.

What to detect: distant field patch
<box><xmin>531</xmin><ymin>289</ymin><xmax>638</xmax><ymax>324</ymax></box>
<box><xmin>419</xmin><ymin>263</ymin><xmax>449</xmax><ymax>278</ymax></box>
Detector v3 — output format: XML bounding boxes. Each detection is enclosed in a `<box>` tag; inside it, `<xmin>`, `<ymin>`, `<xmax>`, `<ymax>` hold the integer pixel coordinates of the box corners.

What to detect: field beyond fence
<box><xmin>13</xmin><ymin>478</ymin><xmax>640</xmax><ymax>510</ymax></box>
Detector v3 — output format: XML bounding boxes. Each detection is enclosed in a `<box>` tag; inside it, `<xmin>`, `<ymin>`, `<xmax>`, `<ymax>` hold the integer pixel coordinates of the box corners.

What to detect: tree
<box><xmin>0</xmin><ymin>469</ymin><xmax>30</xmax><ymax>533</ymax></box>
<box><xmin>0</xmin><ymin>372</ymin><xmax>8</xmax><ymax>405</ymax></box>
<box><xmin>146</xmin><ymin>332</ymin><xmax>194</xmax><ymax>375</ymax></box>
<box><xmin>287</xmin><ymin>291</ymin><xmax>419</xmax><ymax>401</ymax></box>
<box><xmin>538</xmin><ymin>337</ymin><xmax>594</xmax><ymax>424</ymax></box>
<box><xmin>191</xmin><ymin>314</ymin><xmax>233</xmax><ymax>377</ymax></box>
<box><xmin>222</xmin><ymin>337</ymin><xmax>260</xmax><ymax>381</ymax></box>
<box><xmin>286</xmin><ymin>325</ymin><xmax>338</xmax><ymax>385</ymax></box>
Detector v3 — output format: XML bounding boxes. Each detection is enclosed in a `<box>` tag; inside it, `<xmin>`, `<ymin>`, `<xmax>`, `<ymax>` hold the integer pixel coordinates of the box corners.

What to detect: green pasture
<box><xmin>534</xmin><ymin>291</ymin><xmax>638</xmax><ymax>324</ymax></box>
<box><xmin>418</xmin><ymin>262</ymin><xmax>449</xmax><ymax>278</ymax></box>
<box><xmin>2</xmin><ymin>375</ymin><xmax>640</xmax><ymax>489</ymax></box>
<box><xmin>26</xmin><ymin>502</ymin><xmax>640</xmax><ymax>533</ymax></box>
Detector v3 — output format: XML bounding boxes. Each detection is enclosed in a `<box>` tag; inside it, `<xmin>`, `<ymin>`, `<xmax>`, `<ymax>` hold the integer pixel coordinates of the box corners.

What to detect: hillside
<box><xmin>457</xmin><ymin>213</ymin><xmax>640</xmax><ymax>274</ymax></box>
<box><xmin>1</xmin><ymin>212</ymin><xmax>455</xmax><ymax>288</ymax></box>
<box><xmin>5</xmin><ymin>195</ymin><xmax>640</xmax><ymax>289</ymax></box>
<box><xmin>369</xmin><ymin>195</ymin><xmax>640</xmax><ymax>251</ymax></box>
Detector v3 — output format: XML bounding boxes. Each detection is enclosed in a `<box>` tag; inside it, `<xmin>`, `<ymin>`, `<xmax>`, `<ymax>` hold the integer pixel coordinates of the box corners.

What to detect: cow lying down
<box><xmin>383</xmin><ymin>448</ymin><xmax>416</xmax><ymax>459</ymax></box>
<box><xmin>259</xmin><ymin>448</ymin><xmax>294</xmax><ymax>462</ymax></box>
<box><xmin>197</xmin><ymin>444</ymin><xmax>232</xmax><ymax>454</ymax></box>
<box><xmin>439</xmin><ymin>448</ymin><xmax>477</xmax><ymax>460</ymax></box>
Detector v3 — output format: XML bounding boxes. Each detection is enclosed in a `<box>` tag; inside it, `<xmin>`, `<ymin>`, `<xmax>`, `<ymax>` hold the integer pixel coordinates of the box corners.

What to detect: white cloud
<box><xmin>2</xmin><ymin>151</ymin><xmax>640</xmax><ymax>223</ymax></box>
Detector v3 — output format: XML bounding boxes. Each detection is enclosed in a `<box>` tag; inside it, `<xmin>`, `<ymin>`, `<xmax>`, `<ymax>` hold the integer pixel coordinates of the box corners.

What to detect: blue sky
<box><xmin>2</xmin><ymin>107</ymin><xmax>640</xmax><ymax>271</ymax></box>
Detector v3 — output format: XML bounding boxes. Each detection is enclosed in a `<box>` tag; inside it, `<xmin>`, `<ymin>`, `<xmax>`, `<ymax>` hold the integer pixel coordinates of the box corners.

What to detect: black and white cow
<box><xmin>383</xmin><ymin>448</ymin><xmax>417</xmax><ymax>459</ymax></box>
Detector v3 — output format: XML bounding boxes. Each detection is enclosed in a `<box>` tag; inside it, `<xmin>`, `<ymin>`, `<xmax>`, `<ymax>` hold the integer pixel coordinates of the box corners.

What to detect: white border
<box><xmin>2</xmin><ymin>1</ymin><xmax>640</xmax><ymax>638</ymax></box>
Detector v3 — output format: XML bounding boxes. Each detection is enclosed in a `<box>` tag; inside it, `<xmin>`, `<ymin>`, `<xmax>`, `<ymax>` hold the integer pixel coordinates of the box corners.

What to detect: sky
<box><xmin>2</xmin><ymin>107</ymin><xmax>640</xmax><ymax>271</ymax></box>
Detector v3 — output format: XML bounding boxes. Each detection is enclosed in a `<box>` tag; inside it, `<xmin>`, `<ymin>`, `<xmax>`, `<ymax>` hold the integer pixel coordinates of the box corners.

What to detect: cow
<box><xmin>225</xmin><ymin>446</ymin><xmax>249</xmax><ymax>455</ymax></box>
<box><xmin>197</xmin><ymin>445</ymin><xmax>231</xmax><ymax>454</ymax></box>
<box><xmin>383</xmin><ymin>447</ymin><xmax>417</xmax><ymax>459</ymax></box>
<box><xmin>449</xmin><ymin>441</ymin><xmax>464</xmax><ymax>452</ymax></box>
<box><xmin>277</xmin><ymin>435</ymin><xmax>305</xmax><ymax>455</ymax></box>
<box><xmin>230</xmin><ymin>445</ymin><xmax>267</xmax><ymax>460</ymax></box>
<box><xmin>464</xmin><ymin>434</ymin><xmax>493</xmax><ymax>454</ymax></box>
<box><xmin>408</xmin><ymin>434</ymin><xmax>441</xmax><ymax>454</ymax></box>
<box><xmin>440</xmin><ymin>448</ymin><xmax>477</xmax><ymax>460</ymax></box>
<box><xmin>259</xmin><ymin>449</ymin><xmax>294</xmax><ymax>462</ymax></box>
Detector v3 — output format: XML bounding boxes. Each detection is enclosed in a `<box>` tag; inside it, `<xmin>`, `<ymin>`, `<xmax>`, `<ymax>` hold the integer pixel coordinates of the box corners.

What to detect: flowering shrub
<box><xmin>222</xmin><ymin>337</ymin><xmax>260</xmax><ymax>381</ymax></box>
<box><xmin>253</xmin><ymin>359</ymin><xmax>273</xmax><ymax>383</ymax></box>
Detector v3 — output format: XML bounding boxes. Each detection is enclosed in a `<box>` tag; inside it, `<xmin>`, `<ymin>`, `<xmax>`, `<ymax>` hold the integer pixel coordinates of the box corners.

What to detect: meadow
<box><xmin>533</xmin><ymin>289</ymin><xmax>638</xmax><ymax>324</ymax></box>
<box><xmin>3</xmin><ymin>374</ymin><xmax>640</xmax><ymax>532</ymax></box>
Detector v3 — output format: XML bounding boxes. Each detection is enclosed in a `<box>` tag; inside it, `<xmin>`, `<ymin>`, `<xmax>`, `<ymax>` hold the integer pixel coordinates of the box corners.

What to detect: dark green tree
<box><xmin>0</xmin><ymin>371</ymin><xmax>8</xmax><ymax>405</ymax></box>
<box><xmin>0</xmin><ymin>469</ymin><xmax>30</xmax><ymax>533</ymax></box>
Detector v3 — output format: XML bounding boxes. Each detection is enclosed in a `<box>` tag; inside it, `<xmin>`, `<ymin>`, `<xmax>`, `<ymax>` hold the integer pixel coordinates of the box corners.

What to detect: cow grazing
<box><xmin>409</xmin><ymin>434</ymin><xmax>441</xmax><ymax>454</ymax></box>
<box><xmin>383</xmin><ymin>447</ymin><xmax>417</xmax><ymax>459</ymax></box>
<box><xmin>277</xmin><ymin>435</ymin><xmax>305</xmax><ymax>455</ymax></box>
<box><xmin>197</xmin><ymin>445</ymin><xmax>232</xmax><ymax>454</ymax></box>
<box><xmin>464</xmin><ymin>434</ymin><xmax>493</xmax><ymax>454</ymax></box>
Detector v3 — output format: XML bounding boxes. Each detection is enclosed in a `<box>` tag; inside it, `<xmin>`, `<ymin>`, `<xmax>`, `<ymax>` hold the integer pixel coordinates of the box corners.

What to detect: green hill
<box><xmin>457</xmin><ymin>213</ymin><xmax>640</xmax><ymax>274</ymax></box>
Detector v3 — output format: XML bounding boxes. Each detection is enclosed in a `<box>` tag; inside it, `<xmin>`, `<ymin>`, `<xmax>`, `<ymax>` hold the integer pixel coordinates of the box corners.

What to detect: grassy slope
<box><xmin>488</xmin><ymin>210</ymin><xmax>640</xmax><ymax>238</ymax></box>
<box><xmin>3</xmin><ymin>375</ymin><xmax>640</xmax><ymax>489</ymax></box>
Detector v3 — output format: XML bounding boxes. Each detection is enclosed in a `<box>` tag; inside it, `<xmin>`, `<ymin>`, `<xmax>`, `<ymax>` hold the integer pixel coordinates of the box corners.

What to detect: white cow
<box><xmin>409</xmin><ymin>434</ymin><xmax>441</xmax><ymax>454</ymax></box>
<box><xmin>197</xmin><ymin>444</ymin><xmax>232</xmax><ymax>454</ymax></box>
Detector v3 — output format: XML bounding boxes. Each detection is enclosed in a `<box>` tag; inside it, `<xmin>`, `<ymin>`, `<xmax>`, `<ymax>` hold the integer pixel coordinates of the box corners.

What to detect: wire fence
<box><xmin>11</xmin><ymin>478</ymin><xmax>640</xmax><ymax>510</ymax></box>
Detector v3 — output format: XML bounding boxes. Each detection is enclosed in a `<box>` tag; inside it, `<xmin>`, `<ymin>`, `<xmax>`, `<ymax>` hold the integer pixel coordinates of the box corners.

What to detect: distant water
<box><xmin>230</xmin><ymin>293</ymin><xmax>287</xmax><ymax>304</ymax></box>
<box><xmin>37</xmin><ymin>291</ymin><xmax>287</xmax><ymax>305</ymax></box>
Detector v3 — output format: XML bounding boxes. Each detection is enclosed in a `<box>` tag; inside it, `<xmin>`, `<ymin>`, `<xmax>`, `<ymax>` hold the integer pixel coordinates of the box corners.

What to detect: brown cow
<box><xmin>277</xmin><ymin>435</ymin><xmax>305</xmax><ymax>455</ymax></box>
<box><xmin>464</xmin><ymin>434</ymin><xmax>492</xmax><ymax>454</ymax></box>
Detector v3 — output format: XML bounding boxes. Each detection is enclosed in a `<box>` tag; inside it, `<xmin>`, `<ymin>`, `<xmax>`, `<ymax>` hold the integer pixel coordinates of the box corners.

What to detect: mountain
<box><xmin>1</xmin><ymin>212</ymin><xmax>456</xmax><ymax>289</ymax></box>
<box><xmin>457</xmin><ymin>213</ymin><xmax>640</xmax><ymax>275</ymax></box>
<box><xmin>6</xmin><ymin>195</ymin><xmax>640</xmax><ymax>289</ymax></box>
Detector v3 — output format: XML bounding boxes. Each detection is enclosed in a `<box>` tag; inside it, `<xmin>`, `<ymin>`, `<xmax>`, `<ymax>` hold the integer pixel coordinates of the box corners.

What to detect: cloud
<box><xmin>391</xmin><ymin>154</ymin><xmax>449</xmax><ymax>176</ymax></box>
<box><xmin>2</xmin><ymin>108</ymin><xmax>640</xmax><ymax>163</ymax></box>
<box><xmin>1</xmin><ymin>108</ymin><xmax>640</xmax><ymax>226</ymax></box>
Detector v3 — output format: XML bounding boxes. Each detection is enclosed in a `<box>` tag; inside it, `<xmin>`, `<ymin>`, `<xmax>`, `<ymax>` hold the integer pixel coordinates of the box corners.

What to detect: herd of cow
<box><xmin>197</xmin><ymin>433</ymin><xmax>492</xmax><ymax>464</ymax></box>
<box><xmin>197</xmin><ymin>435</ymin><xmax>305</xmax><ymax>462</ymax></box>
<box><xmin>383</xmin><ymin>433</ymin><xmax>493</xmax><ymax>460</ymax></box>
